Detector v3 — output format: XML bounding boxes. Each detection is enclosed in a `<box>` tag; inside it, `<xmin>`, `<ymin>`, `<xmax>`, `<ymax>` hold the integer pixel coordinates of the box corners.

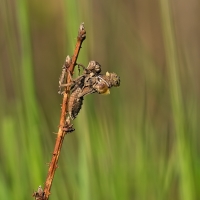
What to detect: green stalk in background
<box><xmin>160</xmin><ymin>0</ymin><xmax>195</xmax><ymax>199</ymax></box>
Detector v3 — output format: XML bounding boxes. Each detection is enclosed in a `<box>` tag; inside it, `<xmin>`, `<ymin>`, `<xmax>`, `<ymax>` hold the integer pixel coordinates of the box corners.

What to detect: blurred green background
<box><xmin>1</xmin><ymin>0</ymin><xmax>200</xmax><ymax>199</ymax></box>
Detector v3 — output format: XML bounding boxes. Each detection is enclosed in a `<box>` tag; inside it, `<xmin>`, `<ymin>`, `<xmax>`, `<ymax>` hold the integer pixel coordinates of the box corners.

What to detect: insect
<box><xmin>68</xmin><ymin>71</ymin><xmax>120</xmax><ymax>120</ymax></box>
<box><xmin>59</xmin><ymin>60</ymin><xmax>120</xmax><ymax>121</ymax></box>
<box><xmin>67</xmin><ymin>61</ymin><xmax>102</xmax><ymax>120</ymax></box>
<box><xmin>78</xmin><ymin>71</ymin><xmax>120</xmax><ymax>98</ymax></box>
<box><xmin>58</xmin><ymin>55</ymin><xmax>71</xmax><ymax>95</ymax></box>
<box><xmin>32</xmin><ymin>185</ymin><xmax>45</xmax><ymax>200</ymax></box>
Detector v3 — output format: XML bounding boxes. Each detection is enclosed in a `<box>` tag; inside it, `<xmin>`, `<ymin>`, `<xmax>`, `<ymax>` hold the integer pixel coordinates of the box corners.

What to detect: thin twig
<box><xmin>42</xmin><ymin>23</ymin><xmax>86</xmax><ymax>200</ymax></box>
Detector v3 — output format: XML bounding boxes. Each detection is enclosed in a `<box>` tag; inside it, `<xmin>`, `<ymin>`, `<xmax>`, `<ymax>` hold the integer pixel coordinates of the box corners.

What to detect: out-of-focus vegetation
<box><xmin>1</xmin><ymin>0</ymin><xmax>200</xmax><ymax>199</ymax></box>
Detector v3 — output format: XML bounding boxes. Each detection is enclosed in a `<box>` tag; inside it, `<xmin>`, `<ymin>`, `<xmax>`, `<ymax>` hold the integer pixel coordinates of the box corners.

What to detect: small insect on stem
<box><xmin>32</xmin><ymin>185</ymin><xmax>45</xmax><ymax>200</ymax></box>
<box><xmin>58</xmin><ymin>55</ymin><xmax>72</xmax><ymax>94</ymax></box>
<box><xmin>63</xmin><ymin>123</ymin><xmax>75</xmax><ymax>133</ymax></box>
<box><xmin>58</xmin><ymin>65</ymin><xmax>67</xmax><ymax>94</ymax></box>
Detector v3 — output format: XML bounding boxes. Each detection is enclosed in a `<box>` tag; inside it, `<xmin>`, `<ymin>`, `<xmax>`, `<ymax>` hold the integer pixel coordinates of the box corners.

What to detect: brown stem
<box><xmin>43</xmin><ymin>23</ymin><xmax>86</xmax><ymax>200</ymax></box>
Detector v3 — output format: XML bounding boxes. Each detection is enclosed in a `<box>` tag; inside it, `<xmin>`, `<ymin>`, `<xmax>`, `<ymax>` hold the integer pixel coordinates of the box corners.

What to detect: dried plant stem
<box><xmin>43</xmin><ymin>23</ymin><xmax>86</xmax><ymax>200</ymax></box>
